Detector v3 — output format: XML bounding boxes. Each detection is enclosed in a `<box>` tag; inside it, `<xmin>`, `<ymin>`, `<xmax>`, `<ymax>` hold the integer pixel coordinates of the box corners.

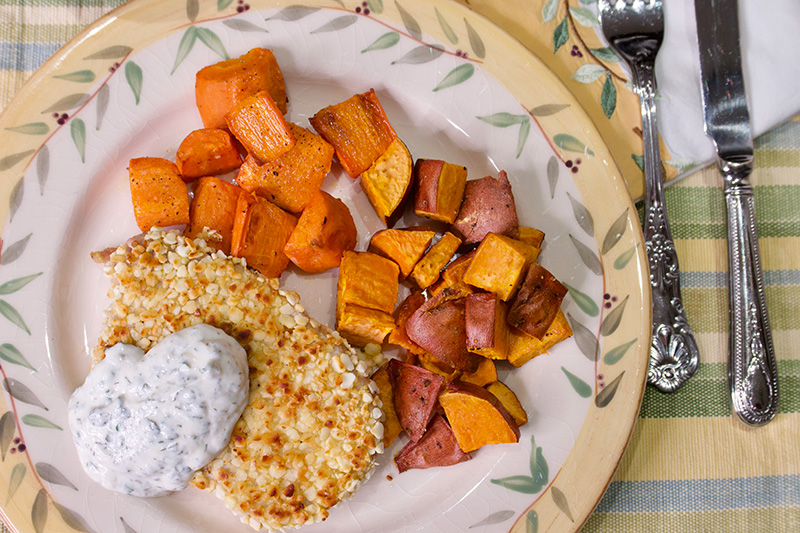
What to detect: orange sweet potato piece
<box><xmin>414</xmin><ymin>159</ymin><xmax>468</xmax><ymax>224</ymax></box>
<box><xmin>439</xmin><ymin>381</ymin><xmax>520</xmax><ymax>452</ymax></box>
<box><xmin>176</xmin><ymin>128</ymin><xmax>242</xmax><ymax>181</ymax></box>
<box><xmin>518</xmin><ymin>226</ymin><xmax>545</xmax><ymax>248</ymax></box>
<box><xmin>284</xmin><ymin>190</ymin><xmax>356</xmax><ymax>273</ymax></box>
<box><xmin>452</xmin><ymin>170</ymin><xmax>519</xmax><ymax>244</ymax></box>
<box><xmin>386</xmin><ymin>359</ymin><xmax>445</xmax><ymax>442</ymax></box>
<box><xmin>508</xmin><ymin>308</ymin><xmax>572</xmax><ymax>367</ymax></box>
<box><xmin>387</xmin><ymin>290</ymin><xmax>426</xmax><ymax>354</ymax></box>
<box><xmin>465</xmin><ymin>292</ymin><xmax>509</xmax><ymax>359</ymax></box>
<box><xmin>486</xmin><ymin>381</ymin><xmax>528</xmax><ymax>426</ymax></box>
<box><xmin>409</xmin><ymin>232</ymin><xmax>462</xmax><ymax>289</ymax></box>
<box><xmin>226</xmin><ymin>90</ymin><xmax>295</xmax><ymax>162</ymax></box>
<box><xmin>230</xmin><ymin>193</ymin><xmax>297</xmax><ymax>278</ymax></box>
<box><xmin>372</xmin><ymin>367</ymin><xmax>403</xmax><ymax>447</ymax></box>
<box><xmin>309</xmin><ymin>89</ymin><xmax>397</xmax><ymax>178</ymax></box>
<box><xmin>394</xmin><ymin>414</ymin><xmax>471</xmax><ymax>472</ymax></box>
<box><xmin>195</xmin><ymin>48</ymin><xmax>287</xmax><ymax>129</ymax></box>
<box><xmin>337</xmin><ymin>304</ymin><xmax>395</xmax><ymax>347</ymax></box>
<box><xmin>235</xmin><ymin>124</ymin><xmax>334</xmax><ymax>213</ymax></box>
<box><xmin>369</xmin><ymin>227</ymin><xmax>435</xmax><ymax>279</ymax></box>
<box><xmin>459</xmin><ymin>357</ymin><xmax>497</xmax><ymax>387</ymax></box>
<box><xmin>463</xmin><ymin>233</ymin><xmax>540</xmax><ymax>301</ymax></box>
<box><xmin>430</xmin><ymin>250</ymin><xmax>475</xmax><ymax>296</ymax></box>
<box><xmin>185</xmin><ymin>176</ymin><xmax>244</xmax><ymax>254</ymax></box>
<box><xmin>416</xmin><ymin>352</ymin><xmax>460</xmax><ymax>384</ymax></box>
<box><xmin>128</xmin><ymin>157</ymin><xmax>190</xmax><ymax>231</ymax></box>
<box><xmin>360</xmin><ymin>137</ymin><xmax>414</xmax><ymax>226</ymax></box>
<box><xmin>507</xmin><ymin>263</ymin><xmax>568</xmax><ymax>338</ymax></box>
<box><xmin>405</xmin><ymin>288</ymin><xmax>480</xmax><ymax>372</ymax></box>
<box><xmin>337</xmin><ymin>251</ymin><xmax>399</xmax><ymax>313</ymax></box>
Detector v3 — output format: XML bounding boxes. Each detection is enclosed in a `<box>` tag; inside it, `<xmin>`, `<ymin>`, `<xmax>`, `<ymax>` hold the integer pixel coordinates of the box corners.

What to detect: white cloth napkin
<box><xmin>655</xmin><ymin>0</ymin><xmax>800</xmax><ymax>173</ymax></box>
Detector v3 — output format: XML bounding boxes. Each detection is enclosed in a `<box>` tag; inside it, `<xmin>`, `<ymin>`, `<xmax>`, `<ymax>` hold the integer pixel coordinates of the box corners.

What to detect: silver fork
<box><xmin>598</xmin><ymin>0</ymin><xmax>699</xmax><ymax>392</ymax></box>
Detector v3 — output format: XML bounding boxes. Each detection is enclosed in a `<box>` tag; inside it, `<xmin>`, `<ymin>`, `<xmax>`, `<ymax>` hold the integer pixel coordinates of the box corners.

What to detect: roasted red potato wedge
<box><xmin>386</xmin><ymin>359</ymin><xmax>445</xmax><ymax>443</ymax></box>
<box><xmin>128</xmin><ymin>157</ymin><xmax>190</xmax><ymax>231</ymax></box>
<box><xmin>337</xmin><ymin>251</ymin><xmax>400</xmax><ymax>314</ymax></box>
<box><xmin>195</xmin><ymin>47</ymin><xmax>287</xmax><ymax>129</ymax></box>
<box><xmin>185</xmin><ymin>176</ymin><xmax>244</xmax><ymax>254</ymax></box>
<box><xmin>507</xmin><ymin>263</ymin><xmax>569</xmax><ymax>338</ymax></box>
<box><xmin>309</xmin><ymin>89</ymin><xmax>397</xmax><ymax>178</ymax></box>
<box><xmin>452</xmin><ymin>170</ymin><xmax>519</xmax><ymax>244</ymax></box>
<box><xmin>465</xmin><ymin>293</ymin><xmax>509</xmax><ymax>359</ymax></box>
<box><xmin>226</xmin><ymin>90</ymin><xmax>296</xmax><ymax>163</ymax></box>
<box><xmin>284</xmin><ymin>190</ymin><xmax>357</xmax><ymax>273</ymax></box>
<box><xmin>360</xmin><ymin>137</ymin><xmax>414</xmax><ymax>226</ymax></box>
<box><xmin>230</xmin><ymin>193</ymin><xmax>297</xmax><ymax>278</ymax></box>
<box><xmin>176</xmin><ymin>128</ymin><xmax>242</xmax><ymax>181</ymax></box>
<box><xmin>235</xmin><ymin>124</ymin><xmax>334</xmax><ymax>213</ymax></box>
<box><xmin>372</xmin><ymin>367</ymin><xmax>403</xmax><ymax>447</ymax></box>
<box><xmin>439</xmin><ymin>381</ymin><xmax>520</xmax><ymax>452</ymax></box>
<box><xmin>404</xmin><ymin>288</ymin><xmax>480</xmax><ymax>372</ymax></box>
<box><xmin>486</xmin><ymin>380</ymin><xmax>528</xmax><ymax>426</ymax></box>
<box><xmin>508</xmin><ymin>309</ymin><xmax>572</xmax><ymax>367</ymax></box>
<box><xmin>414</xmin><ymin>159</ymin><xmax>468</xmax><ymax>224</ymax></box>
<box><xmin>463</xmin><ymin>233</ymin><xmax>540</xmax><ymax>301</ymax></box>
<box><xmin>369</xmin><ymin>227</ymin><xmax>435</xmax><ymax>279</ymax></box>
<box><xmin>394</xmin><ymin>414</ymin><xmax>471</xmax><ymax>472</ymax></box>
<box><xmin>409</xmin><ymin>232</ymin><xmax>462</xmax><ymax>289</ymax></box>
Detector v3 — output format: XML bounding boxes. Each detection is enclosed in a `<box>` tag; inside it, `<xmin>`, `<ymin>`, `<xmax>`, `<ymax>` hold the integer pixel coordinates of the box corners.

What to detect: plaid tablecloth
<box><xmin>0</xmin><ymin>1</ymin><xmax>797</xmax><ymax>532</ymax></box>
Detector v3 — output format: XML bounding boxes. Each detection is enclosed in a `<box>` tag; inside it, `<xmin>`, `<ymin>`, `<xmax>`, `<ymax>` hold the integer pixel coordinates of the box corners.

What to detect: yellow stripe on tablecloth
<box><xmin>613</xmin><ymin>414</ymin><xmax>800</xmax><ymax>482</ymax></box>
<box><xmin>674</xmin><ymin>237</ymin><xmax>800</xmax><ymax>273</ymax></box>
<box><xmin>692</xmin><ymin>330</ymin><xmax>800</xmax><ymax>364</ymax></box>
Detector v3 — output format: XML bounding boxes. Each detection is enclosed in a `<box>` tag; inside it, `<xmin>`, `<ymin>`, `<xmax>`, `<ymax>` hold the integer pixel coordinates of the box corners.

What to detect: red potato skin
<box><xmin>386</xmin><ymin>359</ymin><xmax>445</xmax><ymax>443</ymax></box>
<box><xmin>507</xmin><ymin>263</ymin><xmax>568</xmax><ymax>338</ymax></box>
<box><xmin>404</xmin><ymin>288</ymin><xmax>481</xmax><ymax>372</ymax></box>
<box><xmin>394</xmin><ymin>414</ymin><xmax>471</xmax><ymax>472</ymax></box>
<box><xmin>452</xmin><ymin>170</ymin><xmax>519</xmax><ymax>244</ymax></box>
<box><xmin>465</xmin><ymin>292</ymin><xmax>499</xmax><ymax>351</ymax></box>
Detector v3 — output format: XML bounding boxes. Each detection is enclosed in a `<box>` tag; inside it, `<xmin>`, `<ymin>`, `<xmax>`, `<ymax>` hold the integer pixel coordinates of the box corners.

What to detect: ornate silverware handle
<box><xmin>635</xmin><ymin>63</ymin><xmax>700</xmax><ymax>393</ymax></box>
<box><xmin>722</xmin><ymin>158</ymin><xmax>779</xmax><ymax>426</ymax></box>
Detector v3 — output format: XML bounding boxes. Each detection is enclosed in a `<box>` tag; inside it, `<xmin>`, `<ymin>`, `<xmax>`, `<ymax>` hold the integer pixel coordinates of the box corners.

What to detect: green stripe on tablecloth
<box><xmin>0</xmin><ymin>23</ymin><xmax>92</xmax><ymax>42</ymax></box>
<box><xmin>583</xmin><ymin>507</ymin><xmax>800</xmax><ymax>532</ymax></box>
<box><xmin>638</xmin><ymin>361</ymin><xmax>800</xmax><ymax>419</ymax></box>
<box><xmin>684</xmin><ymin>285</ymin><xmax>800</xmax><ymax>333</ymax></box>
<box><xmin>756</xmin><ymin>149</ymin><xmax>800</xmax><ymax>168</ymax></box>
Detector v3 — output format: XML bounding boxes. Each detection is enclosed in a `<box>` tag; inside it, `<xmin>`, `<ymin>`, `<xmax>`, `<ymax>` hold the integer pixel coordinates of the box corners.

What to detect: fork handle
<box><xmin>722</xmin><ymin>158</ymin><xmax>779</xmax><ymax>426</ymax></box>
<box><xmin>635</xmin><ymin>64</ymin><xmax>700</xmax><ymax>392</ymax></box>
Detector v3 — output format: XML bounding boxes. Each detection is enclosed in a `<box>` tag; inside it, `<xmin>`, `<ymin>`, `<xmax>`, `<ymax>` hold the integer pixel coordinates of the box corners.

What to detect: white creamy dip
<box><xmin>68</xmin><ymin>324</ymin><xmax>249</xmax><ymax>497</ymax></box>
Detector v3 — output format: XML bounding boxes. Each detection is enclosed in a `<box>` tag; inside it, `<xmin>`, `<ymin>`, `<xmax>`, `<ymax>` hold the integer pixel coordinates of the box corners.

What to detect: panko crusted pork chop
<box><xmin>92</xmin><ymin>227</ymin><xmax>386</xmax><ymax>531</ymax></box>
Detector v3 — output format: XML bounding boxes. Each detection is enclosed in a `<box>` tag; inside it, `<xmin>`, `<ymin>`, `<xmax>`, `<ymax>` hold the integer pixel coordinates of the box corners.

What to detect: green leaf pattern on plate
<box><xmin>553</xmin><ymin>16</ymin><xmax>569</xmax><ymax>53</ymax></box>
<box><xmin>433</xmin><ymin>63</ymin><xmax>473</xmax><ymax>92</ymax></box>
<box><xmin>604</xmin><ymin>338</ymin><xmax>638</xmax><ymax>365</ymax></box>
<box><xmin>310</xmin><ymin>14</ymin><xmax>358</xmax><ymax>33</ymax></box>
<box><xmin>464</xmin><ymin>18</ymin><xmax>485</xmax><ymax>58</ymax></box>
<box><xmin>125</xmin><ymin>61</ymin><xmax>143</xmax><ymax>105</ymax></box>
<box><xmin>0</xmin><ymin>234</ymin><xmax>32</xmax><ymax>265</ymax></box>
<box><xmin>435</xmin><ymin>7</ymin><xmax>458</xmax><ymax>44</ymax></box>
<box><xmin>491</xmin><ymin>435</ymin><xmax>549</xmax><ymax>494</ymax></box>
<box><xmin>551</xmin><ymin>485</ymin><xmax>575</xmax><ymax>521</ymax></box>
<box><xmin>0</xmin><ymin>412</ymin><xmax>15</xmax><ymax>460</ymax></box>
<box><xmin>561</xmin><ymin>366</ymin><xmax>592</xmax><ymax>398</ymax></box>
<box><xmin>4</xmin><ymin>379</ymin><xmax>48</xmax><ymax>410</ymax></box>
<box><xmin>70</xmin><ymin>118</ymin><xmax>86</xmax><ymax>163</ymax></box>
<box><xmin>31</xmin><ymin>489</ymin><xmax>47</xmax><ymax>533</ymax></box>
<box><xmin>5</xmin><ymin>123</ymin><xmax>49</xmax><ymax>135</ymax></box>
<box><xmin>602</xmin><ymin>208</ymin><xmax>628</xmax><ymax>254</ymax></box>
<box><xmin>601</xmin><ymin>72</ymin><xmax>617</xmax><ymax>118</ymax></box>
<box><xmin>362</xmin><ymin>32</ymin><xmax>400</xmax><ymax>53</ymax></box>
<box><xmin>563</xmin><ymin>282</ymin><xmax>599</xmax><ymax>317</ymax></box>
<box><xmin>21</xmin><ymin>415</ymin><xmax>61</xmax><ymax>431</ymax></box>
<box><xmin>7</xmin><ymin>463</ymin><xmax>25</xmax><ymax>504</ymax></box>
<box><xmin>0</xmin><ymin>344</ymin><xmax>36</xmax><ymax>371</ymax></box>
<box><xmin>542</xmin><ymin>0</ymin><xmax>557</xmax><ymax>23</ymax></box>
<box><xmin>526</xmin><ymin>510</ymin><xmax>539</xmax><ymax>533</ymax></box>
<box><xmin>36</xmin><ymin>146</ymin><xmax>48</xmax><ymax>194</ymax></box>
<box><xmin>0</xmin><ymin>299</ymin><xmax>30</xmax><ymax>334</ymax></box>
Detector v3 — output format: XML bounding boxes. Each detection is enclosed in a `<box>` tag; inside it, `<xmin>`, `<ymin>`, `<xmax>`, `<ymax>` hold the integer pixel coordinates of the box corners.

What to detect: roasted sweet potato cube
<box><xmin>309</xmin><ymin>89</ymin><xmax>397</xmax><ymax>178</ymax></box>
<box><xmin>410</xmin><ymin>232</ymin><xmax>462</xmax><ymax>289</ymax></box>
<box><xmin>337</xmin><ymin>304</ymin><xmax>395</xmax><ymax>347</ymax></box>
<box><xmin>235</xmin><ymin>124</ymin><xmax>334</xmax><ymax>213</ymax></box>
<box><xmin>416</xmin><ymin>352</ymin><xmax>460</xmax><ymax>384</ymax></box>
<box><xmin>405</xmin><ymin>288</ymin><xmax>480</xmax><ymax>372</ymax></box>
<box><xmin>465</xmin><ymin>293</ymin><xmax>509</xmax><ymax>359</ymax></box>
<box><xmin>517</xmin><ymin>226</ymin><xmax>545</xmax><ymax>248</ymax></box>
<box><xmin>230</xmin><ymin>193</ymin><xmax>297</xmax><ymax>278</ymax></box>
<box><xmin>226</xmin><ymin>90</ymin><xmax>295</xmax><ymax>162</ymax></box>
<box><xmin>486</xmin><ymin>380</ymin><xmax>528</xmax><ymax>426</ymax></box>
<box><xmin>414</xmin><ymin>159</ymin><xmax>468</xmax><ymax>224</ymax></box>
<box><xmin>394</xmin><ymin>414</ymin><xmax>471</xmax><ymax>472</ymax></box>
<box><xmin>128</xmin><ymin>157</ymin><xmax>190</xmax><ymax>231</ymax></box>
<box><xmin>507</xmin><ymin>263</ymin><xmax>568</xmax><ymax>338</ymax></box>
<box><xmin>195</xmin><ymin>48</ymin><xmax>287</xmax><ymax>129</ymax></box>
<box><xmin>284</xmin><ymin>190</ymin><xmax>356</xmax><ymax>273</ymax></box>
<box><xmin>372</xmin><ymin>367</ymin><xmax>403</xmax><ymax>447</ymax></box>
<box><xmin>176</xmin><ymin>128</ymin><xmax>242</xmax><ymax>181</ymax></box>
<box><xmin>386</xmin><ymin>359</ymin><xmax>445</xmax><ymax>442</ymax></box>
<box><xmin>439</xmin><ymin>381</ymin><xmax>520</xmax><ymax>452</ymax></box>
<box><xmin>185</xmin><ymin>176</ymin><xmax>244</xmax><ymax>254</ymax></box>
<box><xmin>337</xmin><ymin>251</ymin><xmax>399</xmax><ymax>313</ymax></box>
<box><xmin>463</xmin><ymin>233</ymin><xmax>540</xmax><ymax>301</ymax></box>
<box><xmin>508</xmin><ymin>309</ymin><xmax>572</xmax><ymax>367</ymax></box>
<box><xmin>369</xmin><ymin>228</ymin><xmax>435</xmax><ymax>279</ymax></box>
<box><xmin>387</xmin><ymin>290</ymin><xmax>426</xmax><ymax>354</ymax></box>
<box><xmin>360</xmin><ymin>137</ymin><xmax>414</xmax><ymax>226</ymax></box>
<box><xmin>459</xmin><ymin>357</ymin><xmax>497</xmax><ymax>387</ymax></box>
<box><xmin>430</xmin><ymin>250</ymin><xmax>476</xmax><ymax>296</ymax></box>
<box><xmin>452</xmin><ymin>170</ymin><xmax>518</xmax><ymax>244</ymax></box>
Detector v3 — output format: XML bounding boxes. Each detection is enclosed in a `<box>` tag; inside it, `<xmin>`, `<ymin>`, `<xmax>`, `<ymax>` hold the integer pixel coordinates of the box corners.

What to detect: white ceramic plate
<box><xmin>0</xmin><ymin>1</ymin><xmax>649</xmax><ymax>532</ymax></box>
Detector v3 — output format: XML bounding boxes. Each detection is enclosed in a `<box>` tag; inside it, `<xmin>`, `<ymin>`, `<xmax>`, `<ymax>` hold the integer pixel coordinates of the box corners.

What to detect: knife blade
<box><xmin>695</xmin><ymin>0</ymin><xmax>779</xmax><ymax>426</ymax></box>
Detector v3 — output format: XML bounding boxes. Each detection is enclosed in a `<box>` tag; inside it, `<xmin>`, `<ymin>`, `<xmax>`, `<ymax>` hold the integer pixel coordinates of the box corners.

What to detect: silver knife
<box><xmin>695</xmin><ymin>0</ymin><xmax>779</xmax><ymax>426</ymax></box>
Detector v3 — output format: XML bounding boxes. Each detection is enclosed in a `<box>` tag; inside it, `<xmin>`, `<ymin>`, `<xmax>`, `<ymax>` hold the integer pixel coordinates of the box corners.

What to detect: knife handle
<box><xmin>723</xmin><ymin>159</ymin><xmax>779</xmax><ymax>426</ymax></box>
